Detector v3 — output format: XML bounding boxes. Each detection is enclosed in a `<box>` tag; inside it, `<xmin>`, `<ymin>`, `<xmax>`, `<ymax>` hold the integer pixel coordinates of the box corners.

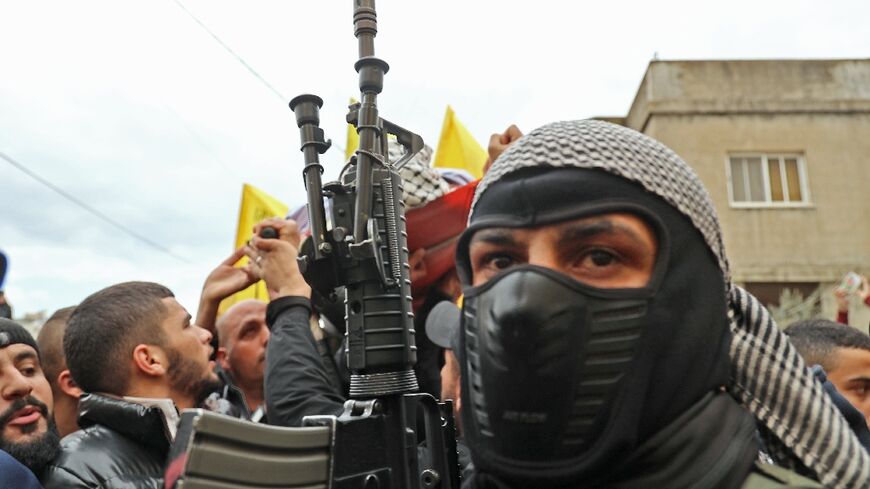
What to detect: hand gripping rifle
<box><xmin>287</xmin><ymin>1</ymin><xmax>460</xmax><ymax>488</ymax></box>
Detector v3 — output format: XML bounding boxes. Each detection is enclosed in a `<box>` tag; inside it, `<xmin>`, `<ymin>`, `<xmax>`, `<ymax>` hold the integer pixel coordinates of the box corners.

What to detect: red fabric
<box><xmin>837</xmin><ymin>310</ymin><xmax>849</xmax><ymax>325</ymax></box>
<box><xmin>163</xmin><ymin>453</ymin><xmax>188</xmax><ymax>489</ymax></box>
<box><xmin>405</xmin><ymin>180</ymin><xmax>478</xmax><ymax>292</ymax></box>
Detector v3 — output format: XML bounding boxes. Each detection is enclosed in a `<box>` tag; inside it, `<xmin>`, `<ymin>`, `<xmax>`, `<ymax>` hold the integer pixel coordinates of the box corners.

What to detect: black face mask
<box><xmin>463</xmin><ymin>264</ymin><xmax>652</xmax><ymax>456</ymax></box>
<box><xmin>457</xmin><ymin>168</ymin><xmax>733</xmax><ymax>486</ymax></box>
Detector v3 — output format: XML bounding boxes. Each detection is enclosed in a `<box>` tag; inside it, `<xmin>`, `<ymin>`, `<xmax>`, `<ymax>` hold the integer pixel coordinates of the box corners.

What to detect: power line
<box><xmin>172</xmin><ymin>0</ymin><xmax>289</xmax><ymax>103</ymax></box>
<box><xmin>0</xmin><ymin>151</ymin><xmax>191</xmax><ymax>264</ymax></box>
<box><xmin>162</xmin><ymin>103</ymin><xmax>241</xmax><ymax>183</ymax></box>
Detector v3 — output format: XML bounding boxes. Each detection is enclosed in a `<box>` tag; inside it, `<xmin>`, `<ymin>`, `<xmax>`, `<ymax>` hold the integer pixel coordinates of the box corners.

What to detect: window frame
<box><xmin>725</xmin><ymin>153</ymin><xmax>812</xmax><ymax>208</ymax></box>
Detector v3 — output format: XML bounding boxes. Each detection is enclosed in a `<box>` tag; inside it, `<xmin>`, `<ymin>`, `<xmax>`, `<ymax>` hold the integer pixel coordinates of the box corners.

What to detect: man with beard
<box><xmin>0</xmin><ymin>318</ymin><xmax>60</xmax><ymax>478</ymax></box>
<box><xmin>39</xmin><ymin>281</ymin><xmax>220</xmax><ymax>489</ymax></box>
<box><xmin>214</xmin><ymin>299</ymin><xmax>269</xmax><ymax>422</ymax></box>
<box><xmin>449</xmin><ymin>120</ymin><xmax>865</xmax><ymax>488</ymax></box>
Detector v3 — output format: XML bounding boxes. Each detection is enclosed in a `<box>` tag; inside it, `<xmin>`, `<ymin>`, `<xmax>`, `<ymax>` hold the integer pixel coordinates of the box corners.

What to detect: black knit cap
<box><xmin>0</xmin><ymin>318</ymin><xmax>40</xmax><ymax>356</ymax></box>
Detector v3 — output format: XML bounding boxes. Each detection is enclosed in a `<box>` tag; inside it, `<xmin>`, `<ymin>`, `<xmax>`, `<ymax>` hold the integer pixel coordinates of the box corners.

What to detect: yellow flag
<box><xmin>219</xmin><ymin>183</ymin><xmax>289</xmax><ymax>314</ymax></box>
<box><xmin>345</xmin><ymin>98</ymin><xmax>359</xmax><ymax>162</ymax></box>
<box><xmin>433</xmin><ymin>105</ymin><xmax>487</xmax><ymax>178</ymax></box>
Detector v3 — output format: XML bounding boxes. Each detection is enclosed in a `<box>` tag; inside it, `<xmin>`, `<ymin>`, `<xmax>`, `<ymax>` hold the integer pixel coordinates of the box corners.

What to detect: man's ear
<box><xmin>132</xmin><ymin>344</ymin><xmax>168</xmax><ymax>378</ymax></box>
<box><xmin>409</xmin><ymin>248</ymin><xmax>428</xmax><ymax>284</ymax></box>
<box><xmin>57</xmin><ymin>370</ymin><xmax>83</xmax><ymax>399</ymax></box>
<box><xmin>215</xmin><ymin>347</ymin><xmax>230</xmax><ymax>371</ymax></box>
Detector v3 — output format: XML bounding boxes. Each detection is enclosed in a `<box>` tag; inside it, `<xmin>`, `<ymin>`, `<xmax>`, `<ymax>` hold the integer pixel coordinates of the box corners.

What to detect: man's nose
<box><xmin>197</xmin><ymin>325</ymin><xmax>213</xmax><ymax>345</ymax></box>
<box><xmin>526</xmin><ymin>243</ymin><xmax>560</xmax><ymax>271</ymax></box>
<box><xmin>2</xmin><ymin>370</ymin><xmax>33</xmax><ymax>400</ymax></box>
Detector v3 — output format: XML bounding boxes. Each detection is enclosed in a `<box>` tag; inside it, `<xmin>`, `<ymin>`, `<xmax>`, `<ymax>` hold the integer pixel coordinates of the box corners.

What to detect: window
<box><xmin>727</xmin><ymin>154</ymin><xmax>809</xmax><ymax>206</ymax></box>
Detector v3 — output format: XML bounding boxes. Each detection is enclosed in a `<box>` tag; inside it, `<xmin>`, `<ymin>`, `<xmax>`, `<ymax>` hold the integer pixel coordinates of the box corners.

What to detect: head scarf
<box><xmin>467</xmin><ymin>119</ymin><xmax>869</xmax><ymax>488</ymax></box>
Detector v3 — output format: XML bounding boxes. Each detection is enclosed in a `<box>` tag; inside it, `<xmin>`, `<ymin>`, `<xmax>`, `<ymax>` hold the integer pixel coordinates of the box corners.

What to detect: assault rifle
<box><xmin>165</xmin><ymin>2</ymin><xmax>460</xmax><ymax>488</ymax></box>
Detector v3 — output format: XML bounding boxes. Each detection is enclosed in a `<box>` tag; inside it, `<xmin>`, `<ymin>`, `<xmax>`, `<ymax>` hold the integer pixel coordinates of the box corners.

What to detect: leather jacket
<box><xmin>208</xmin><ymin>364</ymin><xmax>266</xmax><ymax>423</ymax></box>
<box><xmin>40</xmin><ymin>393</ymin><xmax>173</xmax><ymax>489</ymax></box>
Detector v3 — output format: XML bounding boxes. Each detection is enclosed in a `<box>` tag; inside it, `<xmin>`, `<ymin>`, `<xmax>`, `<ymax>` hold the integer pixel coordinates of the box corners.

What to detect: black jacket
<box><xmin>264</xmin><ymin>296</ymin><xmax>344</xmax><ymax>427</ymax></box>
<box><xmin>207</xmin><ymin>364</ymin><xmax>266</xmax><ymax>423</ymax></box>
<box><xmin>40</xmin><ymin>394</ymin><xmax>172</xmax><ymax>489</ymax></box>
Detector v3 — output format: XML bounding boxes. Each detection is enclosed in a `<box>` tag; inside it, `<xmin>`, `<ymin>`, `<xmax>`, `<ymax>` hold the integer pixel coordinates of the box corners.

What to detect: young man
<box><xmin>447</xmin><ymin>120</ymin><xmax>863</xmax><ymax>488</ymax></box>
<box><xmin>35</xmin><ymin>306</ymin><xmax>81</xmax><ymax>437</ymax></box>
<box><xmin>786</xmin><ymin>319</ymin><xmax>870</xmax><ymax>427</ymax></box>
<box><xmin>252</xmin><ymin>120</ymin><xmax>868</xmax><ymax>487</ymax></box>
<box><xmin>39</xmin><ymin>282</ymin><xmax>220</xmax><ymax>489</ymax></box>
<box><xmin>0</xmin><ymin>318</ymin><xmax>60</xmax><ymax>477</ymax></box>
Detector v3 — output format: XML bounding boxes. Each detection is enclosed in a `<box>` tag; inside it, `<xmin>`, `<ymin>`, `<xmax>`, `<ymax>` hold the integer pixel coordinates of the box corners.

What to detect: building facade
<box><xmin>609</xmin><ymin>59</ymin><xmax>870</xmax><ymax>326</ymax></box>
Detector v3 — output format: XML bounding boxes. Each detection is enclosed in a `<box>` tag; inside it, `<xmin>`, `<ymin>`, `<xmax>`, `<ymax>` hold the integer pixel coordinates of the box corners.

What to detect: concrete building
<box><xmin>607</xmin><ymin>59</ymin><xmax>870</xmax><ymax>326</ymax></box>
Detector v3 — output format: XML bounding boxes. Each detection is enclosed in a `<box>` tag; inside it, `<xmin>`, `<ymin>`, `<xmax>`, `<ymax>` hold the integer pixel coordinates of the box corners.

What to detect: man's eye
<box><xmin>588</xmin><ymin>250</ymin><xmax>615</xmax><ymax>267</ymax></box>
<box><xmin>488</xmin><ymin>254</ymin><xmax>515</xmax><ymax>270</ymax></box>
<box><xmin>852</xmin><ymin>384</ymin><xmax>869</xmax><ymax>397</ymax></box>
<box><xmin>20</xmin><ymin>367</ymin><xmax>37</xmax><ymax>376</ymax></box>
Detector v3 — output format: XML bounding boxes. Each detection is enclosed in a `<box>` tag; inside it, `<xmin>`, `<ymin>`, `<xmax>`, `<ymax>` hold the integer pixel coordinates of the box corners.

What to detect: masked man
<box><xmin>451</xmin><ymin>120</ymin><xmax>867</xmax><ymax>488</ymax></box>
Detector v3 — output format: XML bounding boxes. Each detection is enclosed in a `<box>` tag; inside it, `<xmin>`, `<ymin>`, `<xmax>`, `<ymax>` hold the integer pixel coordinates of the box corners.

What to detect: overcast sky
<box><xmin>1</xmin><ymin>0</ymin><xmax>867</xmax><ymax>318</ymax></box>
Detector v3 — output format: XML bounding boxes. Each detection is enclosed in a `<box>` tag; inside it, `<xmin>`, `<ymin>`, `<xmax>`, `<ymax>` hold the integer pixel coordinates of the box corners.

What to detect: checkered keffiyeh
<box><xmin>388</xmin><ymin>140</ymin><xmax>450</xmax><ymax>209</ymax></box>
<box><xmin>473</xmin><ymin>120</ymin><xmax>870</xmax><ymax>489</ymax></box>
<box><xmin>290</xmin><ymin>141</ymin><xmax>470</xmax><ymax>236</ymax></box>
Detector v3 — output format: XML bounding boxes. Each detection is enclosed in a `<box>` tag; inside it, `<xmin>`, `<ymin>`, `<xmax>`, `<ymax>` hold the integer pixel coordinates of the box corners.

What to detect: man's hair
<box><xmin>36</xmin><ymin>306</ymin><xmax>76</xmax><ymax>388</ymax></box>
<box><xmin>64</xmin><ymin>282</ymin><xmax>173</xmax><ymax>394</ymax></box>
<box><xmin>785</xmin><ymin>319</ymin><xmax>870</xmax><ymax>372</ymax></box>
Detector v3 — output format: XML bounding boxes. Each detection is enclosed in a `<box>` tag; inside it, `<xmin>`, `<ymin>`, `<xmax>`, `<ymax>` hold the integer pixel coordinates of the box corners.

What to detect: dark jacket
<box><xmin>0</xmin><ymin>448</ymin><xmax>43</xmax><ymax>489</ymax></box>
<box><xmin>207</xmin><ymin>364</ymin><xmax>266</xmax><ymax>423</ymax></box>
<box><xmin>40</xmin><ymin>393</ymin><xmax>172</xmax><ymax>489</ymax></box>
<box><xmin>264</xmin><ymin>296</ymin><xmax>344</xmax><ymax>427</ymax></box>
<box><xmin>459</xmin><ymin>464</ymin><xmax>822</xmax><ymax>489</ymax></box>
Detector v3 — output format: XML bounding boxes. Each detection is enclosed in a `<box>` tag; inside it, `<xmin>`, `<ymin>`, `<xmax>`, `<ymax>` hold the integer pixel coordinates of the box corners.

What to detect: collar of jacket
<box><xmin>215</xmin><ymin>363</ymin><xmax>252</xmax><ymax>418</ymax></box>
<box><xmin>77</xmin><ymin>393</ymin><xmax>174</xmax><ymax>453</ymax></box>
<box><xmin>463</xmin><ymin>391</ymin><xmax>758</xmax><ymax>489</ymax></box>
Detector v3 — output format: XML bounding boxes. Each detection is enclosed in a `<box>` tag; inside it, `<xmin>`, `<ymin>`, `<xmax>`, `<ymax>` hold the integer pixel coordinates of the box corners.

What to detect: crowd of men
<box><xmin>2</xmin><ymin>120</ymin><xmax>870</xmax><ymax>488</ymax></box>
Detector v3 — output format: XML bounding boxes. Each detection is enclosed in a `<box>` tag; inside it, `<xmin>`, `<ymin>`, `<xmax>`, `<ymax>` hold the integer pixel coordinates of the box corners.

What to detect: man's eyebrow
<box><xmin>469</xmin><ymin>228</ymin><xmax>519</xmax><ymax>247</ymax></box>
<box><xmin>14</xmin><ymin>350</ymin><xmax>38</xmax><ymax>363</ymax></box>
<box><xmin>559</xmin><ymin>219</ymin><xmax>646</xmax><ymax>245</ymax></box>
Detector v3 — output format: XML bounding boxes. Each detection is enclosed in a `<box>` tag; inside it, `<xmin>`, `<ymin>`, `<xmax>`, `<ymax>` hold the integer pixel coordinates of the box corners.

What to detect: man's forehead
<box><xmin>225</xmin><ymin>301</ymin><xmax>266</xmax><ymax>324</ymax></box>
<box><xmin>218</xmin><ymin>301</ymin><xmax>266</xmax><ymax>337</ymax></box>
<box><xmin>470</xmin><ymin>213</ymin><xmax>648</xmax><ymax>244</ymax></box>
<box><xmin>160</xmin><ymin>296</ymin><xmax>188</xmax><ymax>315</ymax></box>
<box><xmin>159</xmin><ymin>297</ymin><xmax>191</xmax><ymax>331</ymax></box>
<box><xmin>0</xmin><ymin>343</ymin><xmax>40</xmax><ymax>365</ymax></box>
<box><xmin>833</xmin><ymin>347</ymin><xmax>870</xmax><ymax>369</ymax></box>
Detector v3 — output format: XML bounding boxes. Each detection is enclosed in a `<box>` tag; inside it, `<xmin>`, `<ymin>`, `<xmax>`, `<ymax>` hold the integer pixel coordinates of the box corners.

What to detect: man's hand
<box><xmin>858</xmin><ymin>275</ymin><xmax>870</xmax><ymax>302</ymax></box>
<box><xmin>483</xmin><ymin>124</ymin><xmax>523</xmax><ymax>174</ymax></box>
<box><xmin>250</xmin><ymin>218</ymin><xmax>311</xmax><ymax>300</ymax></box>
<box><xmin>201</xmin><ymin>247</ymin><xmax>259</xmax><ymax>303</ymax></box>
<box><xmin>835</xmin><ymin>288</ymin><xmax>850</xmax><ymax>313</ymax></box>
<box><xmin>196</xmin><ymin>247</ymin><xmax>259</xmax><ymax>332</ymax></box>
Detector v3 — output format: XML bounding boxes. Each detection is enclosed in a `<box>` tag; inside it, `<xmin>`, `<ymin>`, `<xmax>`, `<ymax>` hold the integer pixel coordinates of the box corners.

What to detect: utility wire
<box><xmin>162</xmin><ymin>103</ymin><xmax>241</xmax><ymax>183</ymax></box>
<box><xmin>0</xmin><ymin>152</ymin><xmax>191</xmax><ymax>264</ymax></box>
<box><xmin>173</xmin><ymin>0</ymin><xmax>289</xmax><ymax>103</ymax></box>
